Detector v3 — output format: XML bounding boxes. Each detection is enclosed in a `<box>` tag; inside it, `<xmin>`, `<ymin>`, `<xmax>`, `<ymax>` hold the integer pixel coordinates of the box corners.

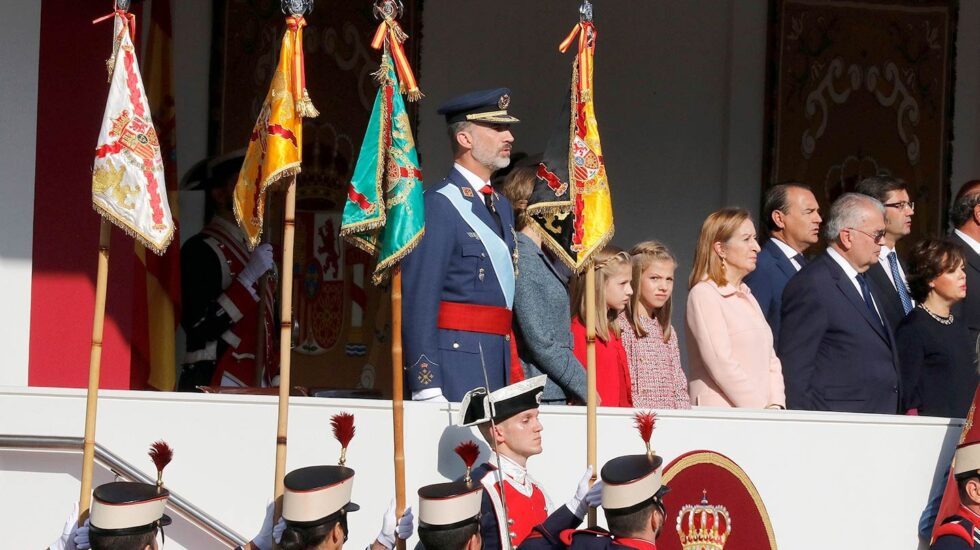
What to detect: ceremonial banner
<box><xmin>526</xmin><ymin>21</ymin><xmax>613</xmax><ymax>272</ymax></box>
<box><xmin>92</xmin><ymin>11</ymin><xmax>174</xmax><ymax>255</ymax></box>
<box><xmin>233</xmin><ymin>15</ymin><xmax>317</xmax><ymax>250</ymax></box>
<box><xmin>340</xmin><ymin>46</ymin><xmax>424</xmax><ymax>285</ymax></box>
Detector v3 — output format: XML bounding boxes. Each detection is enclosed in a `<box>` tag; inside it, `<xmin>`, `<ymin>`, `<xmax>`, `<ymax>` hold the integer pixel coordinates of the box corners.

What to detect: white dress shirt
<box><xmin>877</xmin><ymin>245</ymin><xmax>909</xmax><ymax>290</ymax></box>
<box><xmin>771</xmin><ymin>237</ymin><xmax>803</xmax><ymax>271</ymax></box>
<box><xmin>956</xmin><ymin>229</ymin><xmax>980</xmax><ymax>255</ymax></box>
<box><xmin>826</xmin><ymin>247</ymin><xmax>881</xmax><ymax>317</ymax></box>
<box><xmin>455</xmin><ymin>162</ymin><xmax>491</xmax><ymax>194</ymax></box>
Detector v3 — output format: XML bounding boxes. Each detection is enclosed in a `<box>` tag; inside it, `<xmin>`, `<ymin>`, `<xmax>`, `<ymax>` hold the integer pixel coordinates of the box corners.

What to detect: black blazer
<box><xmin>951</xmin><ymin>233</ymin><xmax>980</xmax><ymax>350</ymax></box>
<box><xmin>743</xmin><ymin>238</ymin><xmax>799</xmax><ymax>347</ymax></box>
<box><xmin>778</xmin><ymin>252</ymin><xmax>901</xmax><ymax>414</ymax></box>
<box><xmin>865</xmin><ymin>260</ymin><xmax>908</xmax><ymax>335</ymax></box>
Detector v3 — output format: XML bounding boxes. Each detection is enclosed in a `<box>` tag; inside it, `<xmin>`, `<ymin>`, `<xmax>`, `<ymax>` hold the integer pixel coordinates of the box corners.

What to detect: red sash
<box><xmin>437</xmin><ymin>301</ymin><xmax>524</xmax><ymax>383</ymax></box>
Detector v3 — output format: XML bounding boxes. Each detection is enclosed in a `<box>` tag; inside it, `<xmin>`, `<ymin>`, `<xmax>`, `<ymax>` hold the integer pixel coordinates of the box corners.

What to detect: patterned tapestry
<box><xmin>210</xmin><ymin>0</ymin><xmax>422</xmax><ymax>395</ymax></box>
<box><xmin>765</xmin><ymin>0</ymin><xmax>958</xmax><ymax>244</ymax></box>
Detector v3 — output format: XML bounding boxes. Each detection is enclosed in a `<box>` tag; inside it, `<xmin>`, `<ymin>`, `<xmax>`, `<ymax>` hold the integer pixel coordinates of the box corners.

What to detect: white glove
<box><xmin>238</xmin><ymin>243</ymin><xmax>275</xmax><ymax>289</ymax></box>
<box><xmin>273</xmin><ymin>516</ymin><xmax>286</xmax><ymax>544</ymax></box>
<box><xmin>74</xmin><ymin>519</ymin><xmax>90</xmax><ymax>550</ymax></box>
<box><xmin>586</xmin><ymin>480</ymin><xmax>604</xmax><ymax>508</ymax></box>
<box><xmin>376</xmin><ymin>499</ymin><xmax>415</xmax><ymax>550</ymax></box>
<box><xmin>251</xmin><ymin>500</ymin><xmax>277</xmax><ymax>550</ymax></box>
<box><xmin>49</xmin><ymin>503</ymin><xmax>79</xmax><ymax>550</ymax></box>
<box><xmin>566</xmin><ymin>466</ymin><xmax>599</xmax><ymax>519</ymax></box>
<box><xmin>412</xmin><ymin>388</ymin><xmax>449</xmax><ymax>403</ymax></box>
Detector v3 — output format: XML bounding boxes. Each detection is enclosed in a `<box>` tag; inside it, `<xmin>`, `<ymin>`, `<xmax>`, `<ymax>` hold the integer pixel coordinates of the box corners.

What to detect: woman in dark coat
<box><xmin>896</xmin><ymin>238</ymin><xmax>977</xmax><ymax>417</ymax></box>
<box><xmin>501</xmin><ymin>166</ymin><xmax>587</xmax><ymax>404</ymax></box>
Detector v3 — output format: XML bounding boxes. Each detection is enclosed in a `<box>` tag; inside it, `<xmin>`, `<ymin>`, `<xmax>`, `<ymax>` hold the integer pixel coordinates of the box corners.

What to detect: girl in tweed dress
<box><xmin>619</xmin><ymin>241</ymin><xmax>691</xmax><ymax>409</ymax></box>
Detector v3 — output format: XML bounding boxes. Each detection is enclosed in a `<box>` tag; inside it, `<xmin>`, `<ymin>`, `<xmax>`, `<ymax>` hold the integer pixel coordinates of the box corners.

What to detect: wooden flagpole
<box><xmin>391</xmin><ymin>270</ymin><xmax>407</xmax><ymax>550</ymax></box>
<box><xmin>78</xmin><ymin>219</ymin><xmax>112</xmax><ymax>525</ymax></box>
<box><xmin>272</xmin><ymin>180</ymin><xmax>297</xmax><ymax>528</ymax></box>
<box><xmin>585</xmin><ymin>263</ymin><xmax>598</xmax><ymax>527</ymax></box>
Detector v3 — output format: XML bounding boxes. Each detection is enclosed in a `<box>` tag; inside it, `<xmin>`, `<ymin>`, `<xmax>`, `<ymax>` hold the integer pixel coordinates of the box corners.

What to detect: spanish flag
<box><xmin>340</xmin><ymin>18</ymin><xmax>424</xmax><ymax>285</ymax></box>
<box><xmin>133</xmin><ymin>0</ymin><xmax>182</xmax><ymax>391</ymax></box>
<box><xmin>525</xmin><ymin>21</ymin><xmax>613</xmax><ymax>272</ymax></box>
<box><xmin>233</xmin><ymin>15</ymin><xmax>317</xmax><ymax>249</ymax></box>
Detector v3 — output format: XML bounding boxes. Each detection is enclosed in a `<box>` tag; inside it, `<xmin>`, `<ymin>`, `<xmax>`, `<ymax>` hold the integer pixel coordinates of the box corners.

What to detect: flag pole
<box><xmin>584</xmin><ymin>262</ymin><xmax>598</xmax><ymax>527</ymax></box>
<box><xmin>272</xmin><ymin>179</ymin><xmax>297</xmax><ymax>528</ymax></box>
<box><xmin>391</xmin><ymin>269</ymin><xmax>407</xmax><ymax>550</ymax></box>
<box><xmin>78</xmin><ymin>219</ymin><xmax>112</xmax><ymax>525</ymax></box>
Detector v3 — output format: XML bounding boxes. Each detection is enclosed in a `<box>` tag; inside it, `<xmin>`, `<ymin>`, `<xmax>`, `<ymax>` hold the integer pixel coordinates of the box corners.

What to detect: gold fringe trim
<box><xmin>91</xmin><ymin>202</ymin><xmax>176</xmax><ymax>256</ymax></box>
<box><xmin>339</xmin><ymin>216</ymin><xmax>387</xmax><ymax>239</ymax></box>
<box><xmin>371</xmin><ymin>227</ymin><xmax>425</xmax><ymax>285</ymax></box>
<box><xmin>405</xmin><ymin>88</ymin><xmax>423</xmax><ymax>102</ymax></box>
<box><xmin>295</xmin><ymin>89</ymin><xmax>319</xmax><ymax>118</ymax></box>
<box><xmin>234</xmin><ymin>163</ymin><xmax>301</xmax><ymax>250</ymax></box>
<box><xmin>579</xmin><ymin>88</ymin><xmax>593</xmax><ymax>103</ymax></box>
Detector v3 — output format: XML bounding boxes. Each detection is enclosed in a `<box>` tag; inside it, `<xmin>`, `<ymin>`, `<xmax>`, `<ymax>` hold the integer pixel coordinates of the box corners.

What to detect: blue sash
<box><xmin>437</xmin><ymin>185</ymin><xmax>515</xmax><ymax>308</ymax></box>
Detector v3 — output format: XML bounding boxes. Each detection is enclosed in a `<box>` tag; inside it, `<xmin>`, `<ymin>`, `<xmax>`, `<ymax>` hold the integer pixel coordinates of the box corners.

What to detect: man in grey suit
<box><xmin>744</xmin><ymin>183</ymin><xmax>822</xmax><ymax>344</ymax></box>
<box><xmin>855</xmin><ymin>175</ymin><xmax>916</xmax><ymax>333</ymax></box>
<box><xmin>951</xmin><ymin>180</ymin><xmax>980</xmax><ymax>358</ymax></box>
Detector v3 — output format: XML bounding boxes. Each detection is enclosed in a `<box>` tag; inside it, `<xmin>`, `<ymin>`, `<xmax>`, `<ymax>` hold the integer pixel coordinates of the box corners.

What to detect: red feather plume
<box><xmin>148</xmin><ymin>440</ymin><xmax>174</xmax><ymax>474</ymax></box>
<box><xmin>454</xmin><ymin>440</ymin><xmax>480</xmax><ymax>469</ymax></box>
<box><xmin>331</xmin><ymin>412</ymin><xmax>356</xmax><ymax>449</ymax></box>
<box><xmin>634</xmin><ymin>411</ymin><xmax>657</xmax><ymax>454</ymax></box>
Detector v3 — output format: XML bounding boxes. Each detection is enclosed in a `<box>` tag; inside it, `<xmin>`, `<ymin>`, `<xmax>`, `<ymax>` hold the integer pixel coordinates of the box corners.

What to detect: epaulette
<box><xmin>935</xmin><ymin>515</ymin><xmax>979</xmax><ymax>547</ymax></box>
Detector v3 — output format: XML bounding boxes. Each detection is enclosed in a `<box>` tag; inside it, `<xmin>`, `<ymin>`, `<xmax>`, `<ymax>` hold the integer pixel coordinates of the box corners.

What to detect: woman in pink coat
<box><xmin>685</xmin><ymin>208</ymin><xmax>785</xmax><ymax>409</ymax></box>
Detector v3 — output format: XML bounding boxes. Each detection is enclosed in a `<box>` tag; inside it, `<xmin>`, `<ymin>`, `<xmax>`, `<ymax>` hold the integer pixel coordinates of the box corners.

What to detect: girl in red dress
<box><xmin>570</xmin><ymin>246</ymin><xmax>634</xmax><ymax>407</ymax></box>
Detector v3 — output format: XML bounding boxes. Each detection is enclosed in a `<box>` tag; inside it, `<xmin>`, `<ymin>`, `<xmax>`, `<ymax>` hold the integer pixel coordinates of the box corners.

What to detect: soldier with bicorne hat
<box><xmin>402</xmin><ymin>88</ymin><xmax>524</xmax><ymax>403</ymax></box>
<box><xmin>178</xmin><ymin>150</ymin><xmax>278</xmax><ymax>390</ymax></box>
<box><xmin>458</xmin><ymin>376</ymin><xmax>600</xmax><ymax>550</ymax></box>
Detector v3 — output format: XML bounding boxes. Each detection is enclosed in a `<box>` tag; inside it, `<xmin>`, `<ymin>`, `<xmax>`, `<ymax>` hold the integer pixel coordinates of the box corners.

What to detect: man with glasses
<box><xmin>778</xmin><ymin>193</ymin><xmax>901</xmax><ymax>414</ymax></box>
<box><xmin>856</xmin><ymin>175</ymin><xmax>916</xmax><ymax>332</ymax></box>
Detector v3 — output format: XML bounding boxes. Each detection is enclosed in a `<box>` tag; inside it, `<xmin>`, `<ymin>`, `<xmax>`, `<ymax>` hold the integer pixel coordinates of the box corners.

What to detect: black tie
<box><xmin>856</xmin><ymin>273</ymin><xmax>882</xmax><ymax>325</ymax></box>
<box><xmin>793</xmin><ymin>254</ymin><xmax>806</xmax><ymax>268</ymax></box>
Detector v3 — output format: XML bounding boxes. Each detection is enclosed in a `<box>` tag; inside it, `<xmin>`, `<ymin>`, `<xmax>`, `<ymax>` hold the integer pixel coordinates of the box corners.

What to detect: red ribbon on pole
<box><xmin>287</xmin><ymin>15</ymin><xmax>319</xmax><ymax>118</ymax></box>
<box><xmin>559</xmin><ymin>21</ymin><xmax>597</xmax><ymax>100</ymax></box>
<box><xmin>370</xmin><ymin>16</ymin><xmax>422</xmax><ymax>101</ymax></box>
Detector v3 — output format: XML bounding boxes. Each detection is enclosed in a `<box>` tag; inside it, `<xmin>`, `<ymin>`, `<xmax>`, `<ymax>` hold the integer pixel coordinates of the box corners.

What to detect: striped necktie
<box><xmin>887</xmin><ymin>251</ymin><xmax>913</xmax><ymax>314</ymax></box>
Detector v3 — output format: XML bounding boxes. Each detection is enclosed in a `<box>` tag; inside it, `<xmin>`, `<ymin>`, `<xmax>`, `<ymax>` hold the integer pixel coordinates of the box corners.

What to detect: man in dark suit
<box><xmin>951</xmin><ymin>180</ymin><xmax>980</xmax><ymax>357</ymax></box>
<box><xmin>402</xmin><ymin>88</ymin><xmax>521</xmax><ymax>402</ymax></box>
<box><xmin>779</xmin><ymin>193</ymin><xmax>901</xmax><ymax>414</ymax></box>
<box><xmin>744</xmin><ymin>183</ymin><xmax>822</xmax><ymax>344</ymax></box>
<box><xmin>855</xmin><ymin>175</ymin><xmax>916</xmax><ymax>333</ymax></box>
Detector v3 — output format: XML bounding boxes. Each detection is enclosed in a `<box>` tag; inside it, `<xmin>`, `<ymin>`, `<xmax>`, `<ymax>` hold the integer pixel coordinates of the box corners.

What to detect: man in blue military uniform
<box><xmin>932</xmin><ymin>426</ymin><xmax>980</xmax><ymax>549</ymax></box>
<box><xmin>402</xmin><ymin>88</ymin><xmax>522</xmax><ymax>402</ymax></box>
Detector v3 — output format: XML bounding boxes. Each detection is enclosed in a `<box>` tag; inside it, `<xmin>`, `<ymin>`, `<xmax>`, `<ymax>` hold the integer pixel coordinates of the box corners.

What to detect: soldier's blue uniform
<box><xmin>932</xmin><ymin>507</ymin><xmax>980</xmax><ymax>549</ymax></box>
<box><xmin>402</xmin><ymin>88</ymin><xmax>520</xmax><ymax>401</ymax></box>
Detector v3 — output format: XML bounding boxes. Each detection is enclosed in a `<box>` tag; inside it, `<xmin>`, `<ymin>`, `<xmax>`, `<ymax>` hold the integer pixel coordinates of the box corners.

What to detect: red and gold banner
<box><xmin>233</xmin><ymin>15</ymin><xmax>317</xmax><ymax>249</ymax></box>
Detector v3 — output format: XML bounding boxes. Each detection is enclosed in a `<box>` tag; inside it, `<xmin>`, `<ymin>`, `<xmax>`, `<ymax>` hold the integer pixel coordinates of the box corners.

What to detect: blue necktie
<box><xmin>887</xmin><ymin>251</ymin><xmax>913</xmax><ymax>314</ymax></box>
<box><xmin>856</xmin><ymin>273</ymin><xmax>882</xmax><ymax>325</ymax></box>
<box><xmin>792</xmin><ymin>254</ymin><xmax>806</xmax><ymax>269</ymax></box>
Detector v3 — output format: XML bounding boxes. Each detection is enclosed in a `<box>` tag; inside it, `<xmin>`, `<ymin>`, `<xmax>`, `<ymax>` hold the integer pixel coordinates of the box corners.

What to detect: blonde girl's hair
<box><xmin>626</xmin><ymin>241</ymin><xmax>677</xmax><ymax>342</ymax></box>
<box><xmin>570</xmin><ymin>245</ymin><xmax>632</xmax><ymax>342</ymax></box>
<box><xmin>688</xmin><ymin>207</ymin><xmax>752</xmax><ymax>290</ymax></box>
<box><xmin>500</xmin><ymin>166</ymin><xmax>537</xmax><ymax>231</ymax></box>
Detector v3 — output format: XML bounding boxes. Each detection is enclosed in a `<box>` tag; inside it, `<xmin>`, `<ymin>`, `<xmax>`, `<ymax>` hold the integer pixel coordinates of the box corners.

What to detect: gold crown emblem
<box><xmin>498</xmin><ymin>94</ymin><xmax>510</xmax><ymax>110</ymax></box>
<box><xmin>676</xmin><ymin>491</ymin><xmax>731</xmax><ymax>550</ymax></box>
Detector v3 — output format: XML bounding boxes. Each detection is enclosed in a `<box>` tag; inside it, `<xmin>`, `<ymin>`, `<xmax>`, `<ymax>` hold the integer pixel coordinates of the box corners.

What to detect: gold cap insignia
<box><xmin>498</xmin><ymin>94</ymin><xmax>510</xmax><ymax>110</ymax></box>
